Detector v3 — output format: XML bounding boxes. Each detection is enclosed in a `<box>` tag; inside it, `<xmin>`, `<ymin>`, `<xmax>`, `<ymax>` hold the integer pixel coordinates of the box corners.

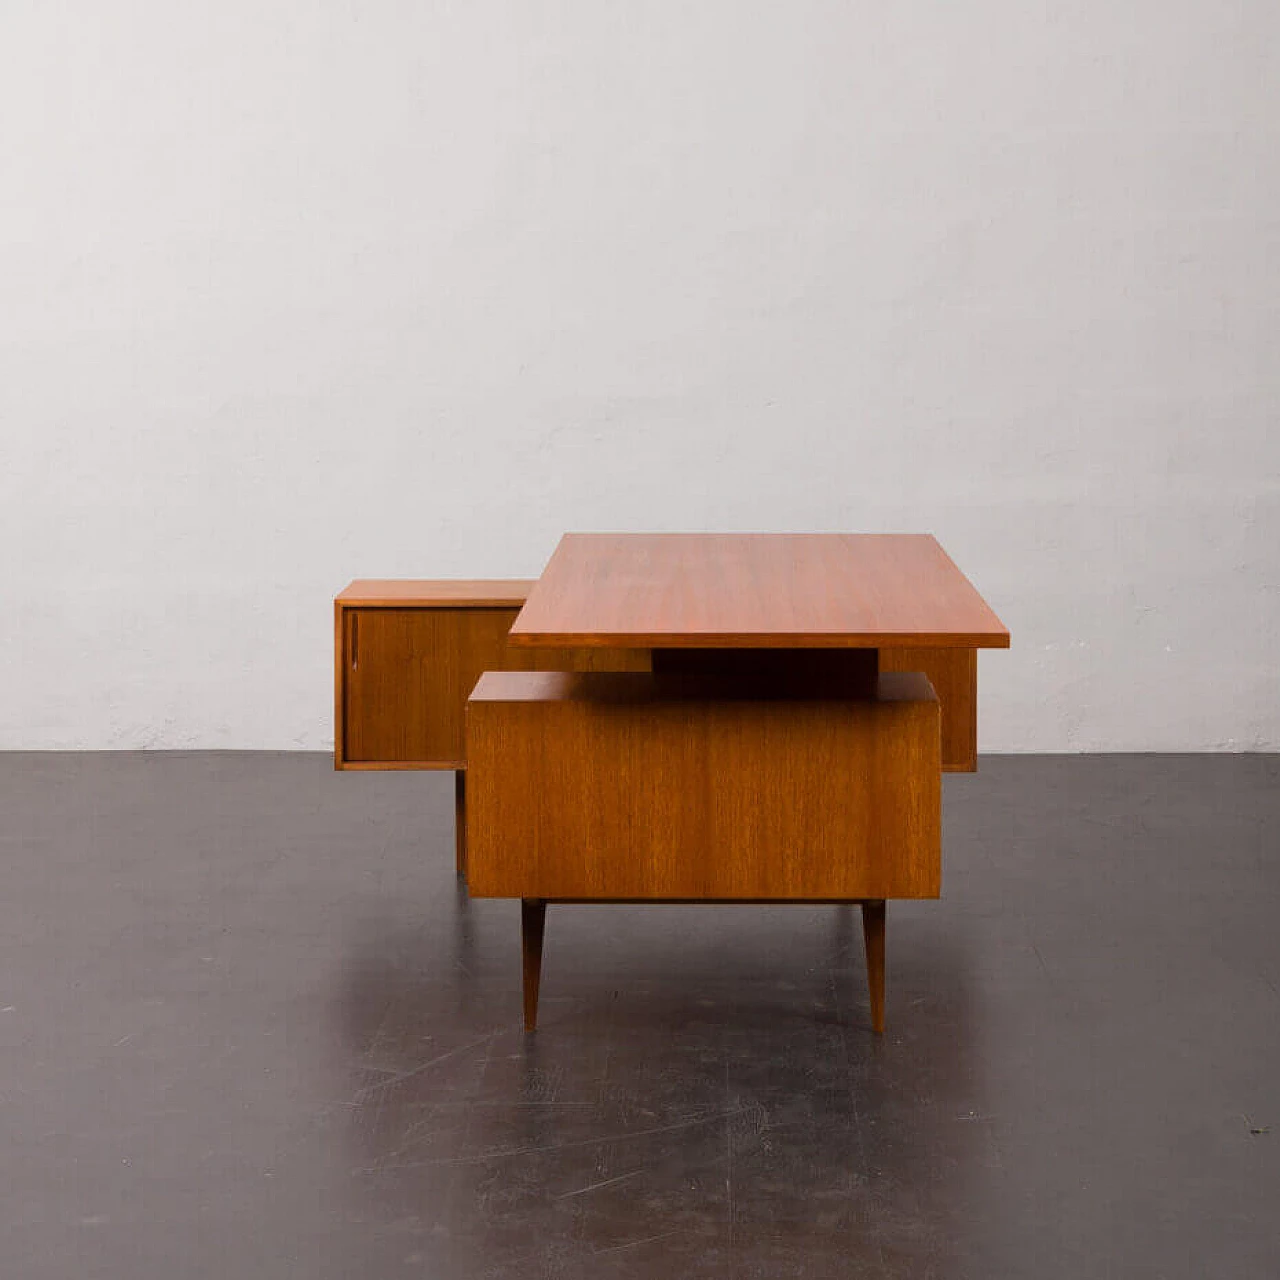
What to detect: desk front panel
<box><xmin>467</xmin><ymin>670</ymin><xmax>942</xmax><ymax>902</ymax></box>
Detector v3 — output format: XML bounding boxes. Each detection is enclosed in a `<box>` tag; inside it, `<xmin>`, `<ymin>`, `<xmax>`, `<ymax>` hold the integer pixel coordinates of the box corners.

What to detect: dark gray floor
<box><xmin>1</xmin><ymin>753</ymin><xmax>1278</xmax><ymax>1278</ymax></box>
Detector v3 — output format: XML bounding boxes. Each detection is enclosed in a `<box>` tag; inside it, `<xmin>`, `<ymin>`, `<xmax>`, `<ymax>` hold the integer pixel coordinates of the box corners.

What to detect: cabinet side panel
<box><xmin>336</xmin><ymin>599</ymin><xmax>653</xmax><ymax>770</ymax></box>
<box><xmin>334</xmin><ymin>602</ymin><xmax>347</xmax><ymax>768</ymax></box>
<box><xmin>879</xmin><ymin>647</ymin><xmax>977</xmax><ymax>771</ymax></box>
<box><xmin>345</xmin><ymin>608</ymin><xmax>522</xmax><ymax>765</ymax></box>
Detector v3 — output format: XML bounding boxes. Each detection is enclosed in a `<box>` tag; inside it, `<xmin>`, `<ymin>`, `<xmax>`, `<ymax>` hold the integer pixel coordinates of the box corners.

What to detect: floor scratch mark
<box><xmin>556</xmin><ymin>1167</ymin><xmax>645</xmax><ymax>1199</ymax></box>
<box><xmin>592</xmin><ymin>1229</ymin><xmax>682</xmax><ymax>1255</ymax></box>
<box><xmin>352</xmin><ymin>1030</ymin><xmax>502</xmax><ymax>1099</ymax></box>
<box><xmin>352</xmin><ymin>1107</ymin><xmax>749</xmax><ymax>1171</ymax></box>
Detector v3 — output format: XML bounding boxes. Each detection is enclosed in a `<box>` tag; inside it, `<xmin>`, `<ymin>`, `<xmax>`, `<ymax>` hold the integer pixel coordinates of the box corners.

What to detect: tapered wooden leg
<box><xmin>521</xmin><ymin>898</ymin><xmax>547</xmax><ymax>1032</ymax></box>
<box><xmin>862</xmin><ymin>900</ymin><xmax>886</xmax><ymax>1033</ymax></box>
<box><xmin>454</xmin><ymin>771</ymin><xmax>466</xmax><ymax>879</ymax></box>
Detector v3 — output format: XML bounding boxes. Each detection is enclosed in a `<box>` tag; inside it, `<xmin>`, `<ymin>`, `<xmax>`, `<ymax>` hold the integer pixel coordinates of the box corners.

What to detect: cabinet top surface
<box><xmin>508</xmin><ymin>533</ymin><xmax>1010</xmax><ymax>650</ymax></box>
<box><xmin>337</xmin><ymin>579</ymin><xmax>534</xmax><ymax>607</ymax></box>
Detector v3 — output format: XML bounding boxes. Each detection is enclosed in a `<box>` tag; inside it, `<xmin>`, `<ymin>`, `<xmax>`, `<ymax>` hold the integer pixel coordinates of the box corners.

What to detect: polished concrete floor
<box><xmin>1</xmin><ymin>752</ymin><xmax>1277</xmax><ymax>1278</ymax></box>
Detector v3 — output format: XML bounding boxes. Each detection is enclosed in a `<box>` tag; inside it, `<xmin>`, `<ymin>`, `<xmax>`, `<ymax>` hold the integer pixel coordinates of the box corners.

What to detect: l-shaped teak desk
<box><xmin>335</xmin><ymin>534</ymin><xmax>1009</xmax><ymax>1032</ymax></box>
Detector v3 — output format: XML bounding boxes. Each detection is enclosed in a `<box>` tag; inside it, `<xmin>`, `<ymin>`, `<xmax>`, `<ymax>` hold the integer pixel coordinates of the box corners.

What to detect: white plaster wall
<box><xmin>1</xmin><ymin>1</ymin><xmax>1277</xmax><ymax>752</ymax></box>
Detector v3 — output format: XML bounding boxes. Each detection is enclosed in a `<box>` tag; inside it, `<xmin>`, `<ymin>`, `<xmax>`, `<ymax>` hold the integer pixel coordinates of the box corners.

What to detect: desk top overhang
<box><xmin>507</xmin><ymin>533</ymin><xmax>1010</xmax><ymax>651</ymax></box>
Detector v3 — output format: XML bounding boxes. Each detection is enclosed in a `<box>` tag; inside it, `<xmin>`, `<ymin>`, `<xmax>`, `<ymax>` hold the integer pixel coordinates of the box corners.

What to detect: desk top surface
<box><xmin>508</xmin><ymin>533</ymin><xmax>1010</xmax><ymax>650</ymax></box>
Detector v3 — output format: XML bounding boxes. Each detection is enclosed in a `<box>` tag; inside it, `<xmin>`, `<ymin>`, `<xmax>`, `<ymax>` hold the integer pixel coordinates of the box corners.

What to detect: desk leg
<box><xmin>454</xmin><ymin>771</ymin><xmax>467</xmax><ymax>880</ymax></box>
<box><xmin>862</xmin><ymin>900</ymin><xmax>886</xmax><ymax>1033</ymax></box>
<box><xmin>521</xmin><ymin>899</ymin><xmax>547</xmax><ymax>1032</ymax></box>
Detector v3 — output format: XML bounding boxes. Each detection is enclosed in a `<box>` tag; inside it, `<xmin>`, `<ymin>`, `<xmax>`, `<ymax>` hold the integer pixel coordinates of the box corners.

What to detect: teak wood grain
<box><xmin>508</xmin><ymin>533</ymin><xmax>1010</xmax><ymax>651</ymax></box>
<box><xmin>880</xmin><ymin>646</ymin><xmax>977</xmax><ymax>772</ymax></box>
<box><xmin>336</xmin><ymin>580</ymin><xmax>535</xmax><ymax>608</ymax></box>
<box><xmin>334</xmin><ymin>559</ymin><xmax>988</xmax><ymax>773</ymax></box>
<box><xmin>465</xmin><ymin>670</ymin><xmax>941</xmax><ymax>902</ymax></box>
<box><xmin>334</xmin><ymin>582</ymin><xmax>650</xmax><ymax>770</ymax></box>
<box><xmin>340</xmin><ymin>605</ymin><xmax>526</xmax><ymax>768</ymax></box>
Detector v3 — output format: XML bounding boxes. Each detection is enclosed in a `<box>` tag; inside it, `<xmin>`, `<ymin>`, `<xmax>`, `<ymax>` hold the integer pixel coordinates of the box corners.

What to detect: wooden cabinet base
<box><xmin>334</xmin><ymin>584</ymin><xmax>532</xmax><ymax>769</ymax></box>
<box><xmin>468</xmin><ymin>670</ymin><xmax>939</xmax><ymax>1030</ymax></box>
<box><xmin>467</xmin><ymin>670</ymin><xmax>940</xmax><ymax>901</ymax></box>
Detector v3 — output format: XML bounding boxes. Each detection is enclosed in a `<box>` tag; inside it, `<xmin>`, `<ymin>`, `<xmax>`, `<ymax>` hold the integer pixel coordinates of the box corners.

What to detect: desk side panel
<box><xmin>880</xmin><ymin>647</ymin><xmax>977</xmax><ymax>772</ymax></box>
<box><xmin>467</xmin><ymin>683</ymin><xmax>941</xmax><ymax>900</ymax></box>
